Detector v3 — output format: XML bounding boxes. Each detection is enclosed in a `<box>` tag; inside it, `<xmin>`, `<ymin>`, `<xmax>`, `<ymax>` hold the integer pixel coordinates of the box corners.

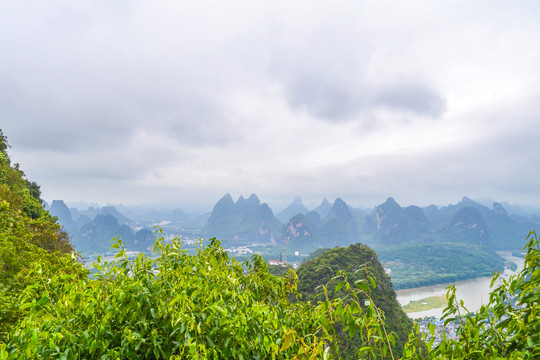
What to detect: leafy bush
<box><xmin>1</xmin><ymin>232</ymin><xmax>396</xmax><ymax>359</ymax></box>
<box><xmin>2</xmin><ymin>231</ymin><xmax>539</xmax><ymax>359</ymax></box>
<box><xmin>426</xmin><ymin>231</ymin><xmax>540</xmax><ymax>358</ymax></box>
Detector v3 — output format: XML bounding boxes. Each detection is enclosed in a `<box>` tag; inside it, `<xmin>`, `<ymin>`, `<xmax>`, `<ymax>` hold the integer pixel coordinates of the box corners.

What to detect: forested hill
<box><xmin>0</xmin><ymin>130</ymin><xmax>88</xmax><ymax>339</ymax></box>
<box><xmin>295</xmin><ymin>243</ymin><xmax>413</xmax><ymax>358</ymax></box>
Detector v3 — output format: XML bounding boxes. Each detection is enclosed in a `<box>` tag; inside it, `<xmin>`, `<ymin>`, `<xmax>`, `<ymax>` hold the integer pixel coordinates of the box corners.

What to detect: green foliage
<box><xmin>0</xmin><ymin>131</ymin><xmax>76</xmax><ymax>341</ymax></box>
<box><xmin>376</xmin><ymin>243</ymin><xmax>504</xmax><ymax>289</ymax></box>
<box><xmin>268</xmin><ymin>263</ymin><xmax>294</xmax><ymax>277</ymax></box>
<box><xmin>296</xmin><ymin>244</ymin><xmax>413</xmax><ymax>358</ymax></box>
<box><xmin>427</xmin><ymin>231</ymin><xmax>540</xmax><ymax>358</ymax></box>
<box><xmin>1</xmin><ymin>234</ymin><xmax>397</xmax><ymax>359</ymax></box>
<box><xmin>2</xmin><ymin>229</ymin><xmax>539</xmax><ymax>359</ymax></box>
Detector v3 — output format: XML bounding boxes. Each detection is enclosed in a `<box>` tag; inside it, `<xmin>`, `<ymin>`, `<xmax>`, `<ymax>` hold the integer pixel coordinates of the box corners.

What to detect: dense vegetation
<box><xmin>0</xmin><ymin>130</ymin><xmax>85</xmax><ymax>340</ymax></box>
<box><xmin>1</xmin><ymin>232</ymin><xmax>404</xmax><ymax>359</ymax></box>
<box><xmin>375</xmin><ymin>243</ymin><xmax>505</xmax><ymax>289</ymax></box>
<box><xmin>425</xmin><ymin>231</ymin><xmax>540</xmax><ymax>358</ymax></box>
<box><xmin>1</xmin><ymin>130</ymin><xmax>539</xmax><ymax>358</ymax></box>
<box><xmin>295</xmin><ymin>244</ymin><xmax>413</xmax><ymax>358</ymax></box>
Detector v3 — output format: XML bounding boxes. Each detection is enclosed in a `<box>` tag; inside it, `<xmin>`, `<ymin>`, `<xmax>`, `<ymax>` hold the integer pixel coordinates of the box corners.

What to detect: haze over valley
<box><xmin>48</xmin><ymin>193</ymin><xmax>538</xmax><ymax>290</ymax></box>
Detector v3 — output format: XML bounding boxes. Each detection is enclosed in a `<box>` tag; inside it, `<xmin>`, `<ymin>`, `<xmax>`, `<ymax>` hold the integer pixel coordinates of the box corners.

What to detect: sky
<box><xmin>1</xmin><ymin>0</ymin><xmax>540</xmax><ymax>212</ymax></box>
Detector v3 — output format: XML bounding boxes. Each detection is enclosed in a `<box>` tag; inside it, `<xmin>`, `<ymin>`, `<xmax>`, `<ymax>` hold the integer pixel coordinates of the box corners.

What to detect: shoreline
<box><xmin>397</xmin><ymin>251</ymin><xmax>525</xmax><ymax>318</ymax></box>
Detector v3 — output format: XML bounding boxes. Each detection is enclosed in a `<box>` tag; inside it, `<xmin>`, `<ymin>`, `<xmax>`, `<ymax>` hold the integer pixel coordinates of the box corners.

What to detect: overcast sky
<box><xmin>2</xmin><ymin>0</ymin><xmax>540</xmax><ymax>212</ymax></box>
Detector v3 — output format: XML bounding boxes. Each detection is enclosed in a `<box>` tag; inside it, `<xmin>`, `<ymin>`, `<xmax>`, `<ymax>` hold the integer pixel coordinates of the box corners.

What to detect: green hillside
<box><xmin>0</xmin><ymin>131</ymin><xmax>87</xmax><ymax>340</ymax></box>
<box><xmin>375</xmin><ymin>243</ymin><xmax>504</xmax><ymax>289</ymax></box>
<box><xmin>295</xmin><ymin>243</ymin><xmax>413</xmax><ymax>358</ymax></box>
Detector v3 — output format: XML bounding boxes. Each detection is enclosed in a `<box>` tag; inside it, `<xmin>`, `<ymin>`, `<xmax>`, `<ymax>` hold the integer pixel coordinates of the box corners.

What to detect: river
<box><xmin>396</xmin><ymin>251</ymin><xmax>525</xmax><ymax>319</ymax></box>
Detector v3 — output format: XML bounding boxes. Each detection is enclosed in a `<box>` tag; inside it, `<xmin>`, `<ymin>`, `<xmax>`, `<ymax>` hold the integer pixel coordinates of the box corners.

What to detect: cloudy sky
<box><xmin>2</xmin><ymin>0</ymin><xmax>540</xmax><ymax>212</ymax></box>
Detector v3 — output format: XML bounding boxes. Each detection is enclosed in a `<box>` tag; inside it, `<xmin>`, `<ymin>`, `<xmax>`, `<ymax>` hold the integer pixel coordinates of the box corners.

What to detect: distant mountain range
<box><xmin>51</xmin><ymin>193</ymin><xmax>539</xmax><ymax>262</ymax></box>
<box><xmin>49</xmin><ymin>193</ymin><xmax>539</xmax><ymax>289</ymax></box>
<box><xmin>49</xmin><ymin>200</ymin><xmax>157</xmax><ymax>254</ymax></box>
<box><xmin>203</xmin><ymin>194</ymin><xmax>282</xmax><ymax>245</ymax></box>
<box><xmin>279</xmin><ymin>195</ymin><xmax>538</xmax><ymax>251</ymax></box>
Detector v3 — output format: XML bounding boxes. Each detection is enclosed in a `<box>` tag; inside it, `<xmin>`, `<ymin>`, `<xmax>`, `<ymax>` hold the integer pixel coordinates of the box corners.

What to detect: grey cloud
<box><xmin>140</xmin><ymin>96</ymin><xmax>239</xmax><ymax>147</ymax></box>
<box><xmin>372</xmin><ymin>82</ymin><xmax>447</xmax><ymax>118</ymax></box>
<box><xmin>1</xmin><ymin>75</ymin><xmax>237</xmax><ymax>152</ymax></box>
<box><xmin>281</xmin><ymin>76</ymin><xmax>447</xmax><ymax>122</ymax></box>
<box><xmin>284</xmin><ymin>74</ymin><xmax>364</xmax><ymax>121</ymax></box>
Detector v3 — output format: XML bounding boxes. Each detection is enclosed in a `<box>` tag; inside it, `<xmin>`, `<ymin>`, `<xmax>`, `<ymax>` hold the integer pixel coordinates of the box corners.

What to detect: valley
<box><xmin>49</xmin><ymin>192</ymin><xmax>539</xmax><ymax>292</ymax></box>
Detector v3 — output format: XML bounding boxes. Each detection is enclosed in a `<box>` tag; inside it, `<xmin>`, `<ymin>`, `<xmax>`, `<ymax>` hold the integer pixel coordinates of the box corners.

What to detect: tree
<box><xmin>0</xmin><ymin>130</ymin><xmax>77</xmax><ymax>341</ymax></box>
<box><xmin>0</xmin><ymin>234</ymin><xmax>396</xmax><ymax>359</ymax></box>
<box><xmin>424</xmin><ymin>231</ymin><xmax>540</xmax><ymax>358</ymax></box>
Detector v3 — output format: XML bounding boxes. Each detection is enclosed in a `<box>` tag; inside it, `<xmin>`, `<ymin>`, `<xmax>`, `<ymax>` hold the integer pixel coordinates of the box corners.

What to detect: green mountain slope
<box><xmin>0</xmin><ymin>130</ymin><xmax>86</xmax><ymax>340</ymax></box>
<box><xmin>295</xmin><ymin>243</ymin><xmax>412</xmax><ymax>358</ymax></box>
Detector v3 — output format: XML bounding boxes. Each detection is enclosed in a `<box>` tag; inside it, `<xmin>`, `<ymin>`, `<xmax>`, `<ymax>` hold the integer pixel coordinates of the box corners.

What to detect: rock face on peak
<box><xmin>204</xmin><ymin>194</ymin><xmax>282</xmax><ymax>244</ymax></box>
<box><xmin>282</xmin><ymin>214</ymin><xmax>316</xmax><ymax>250</ymax></box>
<box><xmin>375</xmin><ymin>198</ymin><xmax>403</xmax><ymax>230</ymax></box>
<box><xmin>276</xmin><ymin>197</ymin><xmax>309</xmax><ymax>223</ymax></box>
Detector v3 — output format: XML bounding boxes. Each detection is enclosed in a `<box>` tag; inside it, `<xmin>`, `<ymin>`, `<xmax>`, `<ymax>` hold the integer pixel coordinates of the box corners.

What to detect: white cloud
<box><xmin>1</xmin><ymin>0</ymin><xmax>540</xmax><ymax>210</ymax></box>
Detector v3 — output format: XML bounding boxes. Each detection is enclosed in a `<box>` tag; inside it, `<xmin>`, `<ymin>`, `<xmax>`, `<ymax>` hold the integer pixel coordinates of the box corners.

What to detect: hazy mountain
<box><xmin>404</xmin><ymin>205</ymin><xmax>429</xmax><ymax>224</ymax></box>
<box><xmin>483</xmin><ymin>202</ymin><xmax>532</xmax><ymax>249</ymax></box>
<box><xmin>170</xmin><ymin>208</ymin><xmax>189</xmax><ymax>222</ymax></box>
<box><xmin>284</xmin><ymin>198</ymin><xmax>361</xmax><ymax>249</ymax></box>
<box><xmin>348</xmin><ymin>206</ymin><xmax>368</xmax><ymax>223</ymax></box>
<box><xmin>417</xmin><ymin>197</ymin><xmax>533</xmax><ymax>250</ymax></box>
<box><xmin>188</xmin><ymin>212</ymin><xmax>211</xmax><ymax>226</ymax></box>
<box><xmin>74</xmin><ymin>214</ymin><xmax>126</xmax><ymax>253</ymax></box>
<box><xmin>74</xmin><ymin>214</ymin><xmax>92</xmax><ymax>230</ymax></box>
<box><xmin>500</xmin><ymin>202</ymin><xmax>540</xmax><ymax>218</ymax></box>
<box><xmin>426</xmin><ymin>196</ymin><xmax>490</xmax><ymax>224</ymax></box>
<box><xmin>321</xmin><ymin>197</ymin><xmax>359</xmax><ymax>245</ymax></box>
<box><xmin>276</xmin><ymin>197</ymin><xmax>309</xmax><ymax>223</ymax></box>
<box><xmin>305</xmin><ymin>210</ymin><xmax>322</xmax><ymax>226</ymax></box>
<box><xmin>58</xmin><ymin>193</ymin><xmax>537</xmax><ymax>258</ymax></box>
<box><xmin>204</xmin><ymin>193</ymin><xmax>282</xmax><ymax>244</ymax></box>
<box><xmin>132</xmin><ymin>228</ymin><xmax>154</xmax><ymax>251</ymax></box>
<box><xmin>372</xmin><ymin>197</ymin><xmax>412</xmax><ymax>244</ymax></box>
<box><xmin>98</xmin><ymin>206</ymin><xmax>131</xmax><ymax>225</ymax></box>
<box><xmin>313</xmin><ymin>198</ymin><xmax>332</xmax><ymax>219</ymax></box>
<box><xmin>441</xmin><ymin>206</ymin><xmax>490</xmax><ymax>246</ymax></box>
<box><xmin>49</xmin><ymin>200</ymin><xmax>76</xmax><ymax>233</ymax></box>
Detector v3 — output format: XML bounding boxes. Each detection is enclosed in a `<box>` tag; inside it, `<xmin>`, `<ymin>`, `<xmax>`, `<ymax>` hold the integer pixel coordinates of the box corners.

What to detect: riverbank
<box><xmin>402</xmin><ymin>295</ymin><xmax>447</xmax><ymax>313</ymax></box>
<box><xmin>396</xmin><ymin>251</ymin><xmax>524</xmax><ymax>319</ymax></box>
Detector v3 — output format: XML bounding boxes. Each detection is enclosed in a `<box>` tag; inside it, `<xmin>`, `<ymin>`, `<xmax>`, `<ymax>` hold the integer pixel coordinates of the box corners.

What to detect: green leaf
<box><xmin>280</xmin><ymin>332</ymin><xmax>293</xmax><ymax>352</ymax></box>
<box><xmin>37</xmin><ymin>296</ymin><xmax>49</xmax><ymax>308</ymax></box>
<box><xmin>335</xmin><ymin>280</ymin><xmax>346</xmax><ymax>293</ymax></box>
